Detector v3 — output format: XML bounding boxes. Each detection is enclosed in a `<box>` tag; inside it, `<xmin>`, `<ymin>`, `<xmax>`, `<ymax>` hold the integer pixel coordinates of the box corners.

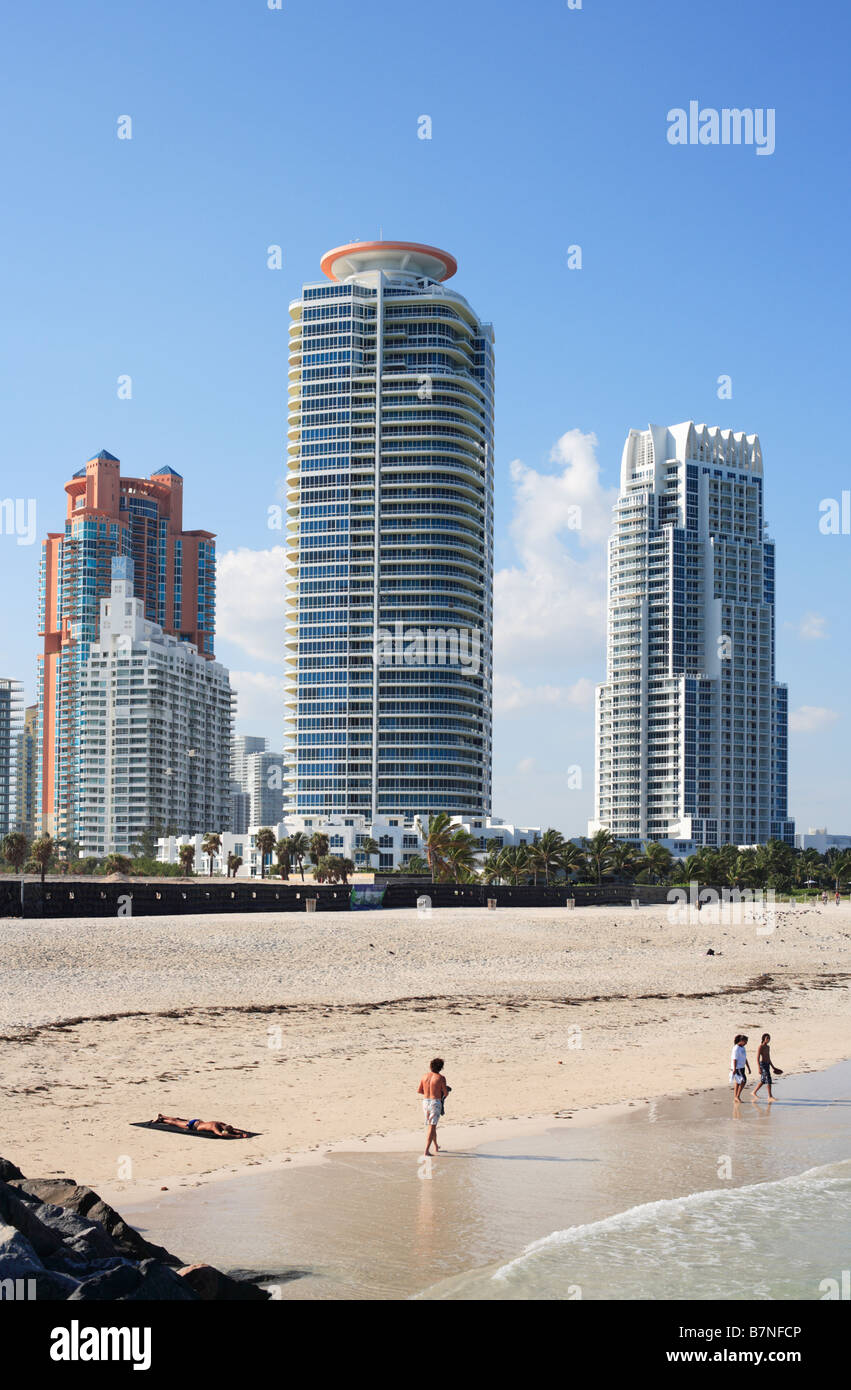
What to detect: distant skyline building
<box><xmin>591</xmin><ymin>422</ymin><xmax>794</xmax><ymax>848</ymax></box>
<box><xmin>285</xmin><ymin>240</ymin><xmax>494</xmax><ymax>820</ymax></box>
<box><xmin>37</xmin><ymin>449</ymin><xmax>217</xmax><ymax>843</ymax></box>
<box><xmin>78</xmin><ymin>557</ymin><xmax>233</xmax><ymax>855</ymax></box>
<box><xmin>229</xmin><ymin>735</ymin><xmax>283</xmax><ymax>832</ymax></box>
<box><xmin>230</xmin><ymin>735</ymin><xmax>268</xmax><ymax>787</ymax></box>
<box><xmin>0</xmin><ymin>678</ymin><xmax>23</xmax><ymax>836</ymax></box>
<box><xmin>14</xmin><ymin>703</ymin><xmax>37</xmax><ymax>838</ymax></box>
<box><xmin>229</xmin><ymin>735</ymin><xmax>266</xmax><ymax>834</ymax></box>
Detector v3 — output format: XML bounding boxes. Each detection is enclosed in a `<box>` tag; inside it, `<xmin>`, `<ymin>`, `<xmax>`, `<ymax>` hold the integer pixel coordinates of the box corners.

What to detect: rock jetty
<box><xmin>0</xmin><ymin>1157</ymin><xmax>269</xmax><ymax>1301</ymax></box>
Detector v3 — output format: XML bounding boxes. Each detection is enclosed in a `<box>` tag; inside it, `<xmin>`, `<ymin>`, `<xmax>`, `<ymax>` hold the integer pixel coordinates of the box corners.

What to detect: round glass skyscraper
<box><xmin>285</xmin><ymin>241</ymin><xmax>494</xmax><ymax>819</ymax></box>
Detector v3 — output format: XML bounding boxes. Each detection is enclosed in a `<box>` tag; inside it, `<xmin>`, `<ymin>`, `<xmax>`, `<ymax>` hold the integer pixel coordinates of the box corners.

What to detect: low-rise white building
<box><xmin>794</xmin><ymin>829</ymin><xmax>851</xmax><ymax>855</ymax></box>
<box><xmin>79</xmin><ymin>557</ymin><xmax>233</xmax><ymax>855</ymax></box>
<box><xmin>157</xmin><ymin>813</ymin><xmax>540</xmax><ymax>877</ymax></box>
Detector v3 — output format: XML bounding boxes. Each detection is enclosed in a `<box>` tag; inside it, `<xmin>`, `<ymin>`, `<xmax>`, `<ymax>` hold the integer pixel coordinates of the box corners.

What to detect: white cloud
<box><xmin>494</xmin><ymin>673</ymin><xmax>595</xmax><ymax>714</ymax></box>
<box><xmin>230</xmin><ymin>669</ymin><xmax>286</xmax><ymax>736</ymax></box>
<box><xmin>789</xmin><ymin>705</ymin><xmax>840</xmax><ymax>733</ymax></box>
<box><xmin>494</xmin><ymin>429</ymin><xmax>616</xmax><ymax>669</ymax></box>
<box><xmin>787</xmin><ymin>612</ymin><xmax>828</xmax><ymax>641</ymax></box>
<box><xmin>217</xmin><ymin>547</ymin><xmax>286</xmax><ymax>662</ymax></box>
<box><xmin>515</xmin><ymin>756</ymin><xmax>536</xmax><ymax>776</ymax></box>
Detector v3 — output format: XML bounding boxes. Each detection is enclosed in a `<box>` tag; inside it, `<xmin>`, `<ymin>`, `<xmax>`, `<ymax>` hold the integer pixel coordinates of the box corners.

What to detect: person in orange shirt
<box><xmin>417</xmin><ymin>1057</ymin><xmax>449</xmax><ymax>1156</ymax></box>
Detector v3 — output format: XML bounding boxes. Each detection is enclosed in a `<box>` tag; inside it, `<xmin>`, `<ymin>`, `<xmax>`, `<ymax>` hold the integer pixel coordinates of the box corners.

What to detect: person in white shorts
<box><xmin>417</xmin><ymin>1057</ymin><xmax>449</xmax><ymax>1157</ymax></box>
<box><xmin>730</xmin><ymin>1034</ymin><xmax>751</xmax><ymax>1101</ymax></box>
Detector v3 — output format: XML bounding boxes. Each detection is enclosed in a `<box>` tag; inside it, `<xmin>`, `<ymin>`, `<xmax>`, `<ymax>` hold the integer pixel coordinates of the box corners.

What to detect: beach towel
<box><xmin>130</xmin><ymin>1121</ymin><xmax>260</xmax><ymax>1139</ymax></box>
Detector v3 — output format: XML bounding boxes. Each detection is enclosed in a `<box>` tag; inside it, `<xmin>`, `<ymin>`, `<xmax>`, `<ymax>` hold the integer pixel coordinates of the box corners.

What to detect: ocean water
<box><xmin>120</xmin><ymin>1060</ymin><xmax>851</xmax><ymax>1300</ymax></box>
<box><xmin>417</xmin><ymin>1159</ymin><xmax>851</xmax><ymax>1300</ymax></box>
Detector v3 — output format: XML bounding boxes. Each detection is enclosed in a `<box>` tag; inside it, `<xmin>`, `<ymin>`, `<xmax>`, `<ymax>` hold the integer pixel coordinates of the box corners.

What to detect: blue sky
<box><xmin>2</xmin><ymin>0</ymin><xmax>849</xmax><ymax>835</ymax></box>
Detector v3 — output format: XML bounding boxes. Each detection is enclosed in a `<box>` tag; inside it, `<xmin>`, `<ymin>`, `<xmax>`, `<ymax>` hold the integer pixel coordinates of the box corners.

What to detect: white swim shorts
<box><xmin>422</xmin><ymin>1097</ymin><xmax>441</xmax><ymax>1126</ymax></box>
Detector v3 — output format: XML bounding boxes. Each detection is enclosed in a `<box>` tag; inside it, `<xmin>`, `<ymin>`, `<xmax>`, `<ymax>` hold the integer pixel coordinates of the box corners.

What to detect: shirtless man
<box><xmin>751</xmin><ymin>1033</ymin><xmax>782</xmax><ymax>1102</ymax></box>
<box><xmin>417</xmin><ymin>1057</ymin><xmax>448</xmax><ymax>1157</ymax></box>
<box><xmin>155</xmin><ymin>1113</ymin><xmax>249</xmax><ymax>1137</ymax></box>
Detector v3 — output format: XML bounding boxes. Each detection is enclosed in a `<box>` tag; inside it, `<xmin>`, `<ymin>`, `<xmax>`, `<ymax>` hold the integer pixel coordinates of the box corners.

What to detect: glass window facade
<box><xmin>285</xmin><ymin>248</ymin><xmax>494</xmax><ymax>819</ymax></box>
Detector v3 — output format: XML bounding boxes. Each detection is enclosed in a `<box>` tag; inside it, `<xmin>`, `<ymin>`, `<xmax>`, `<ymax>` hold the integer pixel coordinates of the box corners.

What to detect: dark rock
<box><xmin>178</xmin><ymin>1262</ymin><xmax>270</xmax><ymax>1301</ymax></box>
<box><xmin>3</xmin><ymin>1161</ymin><xmax>235</xmax><ymax>1300</ymax></box>
<box><xmin>68</xmin><ymin>1262</ymin><xmax>145</xmax><ymax>1301</ymax></box>
<box><xmin>20</xmin><ymin>1199</ymin><xmax>118</xmax><ymax>1259</ymax></box>
<box><xmin>67</xmin><ymin>1257</ymin><xmax>196</xmax><ymax>1301</ymax></box>
<box><xmin>0</xmin><ymin>1182</ymin><xmax>64</xmax><ymax>1259</ymax></box>
<box><xmin>0</xmin><ymin>1224</ymin><xmax>80</xmax><ymax>1300</ymax></box>
<box><xmin>124</xmin><ymin>1259</ymin><xmax>199</xmax><ymax>1301</ymax></box>
<box><xmin>11</xmin><ymin>1180</ymin><xmax>182</xmax><ymax>1266</ymax></box>
<box><xmin>43</xmin><ymin>1252</ymin><xmax>126</xmax><ymax>1278</ymax></box>
<box><xmin>0</xmin><ymin>1222</ymin><xmax>43</xmax><ymax>1276</ymax></box>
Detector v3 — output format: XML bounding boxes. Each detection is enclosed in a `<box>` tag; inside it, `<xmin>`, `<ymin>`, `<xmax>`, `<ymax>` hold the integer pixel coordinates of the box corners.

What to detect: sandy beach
<box><xmin>1</xmin><ymin>899</ymin><xmax>849</xmax><ymax>1202</ymax></box>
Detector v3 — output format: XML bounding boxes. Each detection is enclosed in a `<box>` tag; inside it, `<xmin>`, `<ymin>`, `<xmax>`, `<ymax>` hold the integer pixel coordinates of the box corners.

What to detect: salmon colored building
<box><xmin>37</xmin><ymin>450</ymin><xmax>217</xmax><ymax>841</ymax></box>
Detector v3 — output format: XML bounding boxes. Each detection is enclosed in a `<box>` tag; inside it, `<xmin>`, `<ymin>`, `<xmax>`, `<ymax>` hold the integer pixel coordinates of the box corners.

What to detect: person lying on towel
<box><xmin>155</xmin><ymin>1113</ymin><xmax>249</xmax><ymax>1137</ymax></box>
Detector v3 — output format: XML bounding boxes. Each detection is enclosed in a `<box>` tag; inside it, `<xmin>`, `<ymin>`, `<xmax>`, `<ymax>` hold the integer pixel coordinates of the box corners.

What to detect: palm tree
<box><xmin>445</xmin><ymin>829</ymin><xmax>478</xmax><ymax>881</ymax></box>
<box><xmin>610</xmin><ymin>841</ymin><xmax>640</xmax><ymax>884</ymax></box>
<box><xmin>531</xmin><ymin>828</ymin><xmax>566</xmax><ymax>886</ymax></box>
<box><xmin>228</xmin><ymin>854</ymin><xmax>243</xmax><ymax>878</ymax></box>
<box><xmin>104</xmin><ymin>852</ymin><xmax>132</xmax><ymax>876</ymax></box>
<box><xmin>557</xmin><ymin>841</ymin><xmax>586</xmax><ymax>884</ymax></box>
<box><xmin>424</xmin><ymin>812</ymin><xmax>454</xmax><ymax>882</ymax></box>
<box><xmin>714</xmin><ymin>843</ymin><xmax>739</xmax><ymax>888</ymax></box>
<box><xmin>689</xmin><ymin>847</ymin><xmax>718</xmax><ymax>885</ymax></box>
<box><xmin>202</xmin><ymin>833</ymin><xmax>221</xmax><ymax>878</ymax></box>
<box><xmin>582</xmin><ymin>829</ymin><xmax>615</xmax><ymax>885</ymax></box>
<box><xmin>480</xmin><ymin>846</ymin><xmax>504</xmax><ymax>885</ymax></box>
<box><xmin>795</xmin><ymin>848</ymin><xmax>824</xmax><ymax>890</ymax></box>
<box><xmin>641</xmin><ymin>841</ymin><xmax>673</xmax><ymax>885</ymax></box>
<box><xmin>757</xmin><ymin>838</ymin><xmax>795</xmax><ymax>889</ymax></box>
<box><xmin>255</xmin><ymin>827</ymin><xmax>276</xmax><ymax>880</ymax></box>
<box><xmin>496</xmin><ymin>844</ymin><xmax>531</xmax><ymax>886</ymax></box>
<box><xmin>360</xmin><ymin>836</ymin><xmax>379</xmax><ymax>873</ymax></box>
<box><xmin>731</xmin><ymin>849</ymin><xmax>765</xmax><ymax>889</ymax></box>
<box><xmin>827</xmin><ymin>849</ymin><xmax>851</xmax><ymax>896</ymax></box>
<box><xmin>334</xmin><ymin>856</ymin><xmax>354</xmax><ymax>885</ymax></box>
<box><xmin>30</xmin><ymin>834</ymin><xmax>55</xmax><ymax>886</ymax></box>
<box><xmin>313</xmin><ymin>855</ymin><xmax>332</xmax><ymax>883</ymax></box>
<box><xmin>669</xmin><ymin>854</ymin><xmax>703</xmax><ymax>887</ymax></box>
<box><xmin>287</xmin><ymin>832</ymin><xmax>310</xmax><ymax>880</ymax></box>
<box><xmin>274</xmin><ymin>839</ymin><xmax>291</xmax><ymax>880</ymax></box>
<box><xmin>178</xmin><ymin>843</ymin><xmax>196</xmax><ymax>876</ymax></box>
<box><xmin>309</xmin><ymin>832</ymin><xmax>330</xmax><ymax>868</ymax></box>
<box><xmin>405</xmin><ymin>853</ymin><xmax>428</xmax><ymax>875</ymax></box>
<box><xmin>2</xmin><ymin>831</ymin><xmax>29</xmax><ymax>877</ymax></box>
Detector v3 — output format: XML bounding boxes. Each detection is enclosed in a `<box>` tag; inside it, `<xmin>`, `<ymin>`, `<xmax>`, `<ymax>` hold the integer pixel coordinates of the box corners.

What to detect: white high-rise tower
<box><xmin>78</xmin><ymin>557</ymin><xmax>233</xmax><ymax>854</ymax></box>
<box><xmin>591</xmin><ymin>422</ymin><xmax>794</xmax><ymax>848</ymax></box>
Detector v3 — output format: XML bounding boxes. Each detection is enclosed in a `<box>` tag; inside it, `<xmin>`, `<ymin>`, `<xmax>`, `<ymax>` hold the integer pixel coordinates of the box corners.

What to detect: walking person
<box><xmin>752</xmin><ymin>1034</ymin><xmax>783</xmax><ymax>1102</ymax></box>
<box><xmin>418</xmin><ymin>1057</ymin><xmax>449</xmax><ymax>1157</ymax></box>
<box><xmin>730</xmin><ymin>1034</ymin><xmax>751</xmax><ymax>1101</ymax></box>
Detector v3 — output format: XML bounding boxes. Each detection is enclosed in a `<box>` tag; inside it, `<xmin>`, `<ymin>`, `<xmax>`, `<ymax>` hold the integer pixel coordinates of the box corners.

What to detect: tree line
<box><xmin>3</xmin><ymin>820</ymin><xmax>849</xmax><ymax>894</ymax></box>
<box><xmin>420</xmin><ymin>818</ymin><xmax>851</xmax><ymax>893</ymax></box>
